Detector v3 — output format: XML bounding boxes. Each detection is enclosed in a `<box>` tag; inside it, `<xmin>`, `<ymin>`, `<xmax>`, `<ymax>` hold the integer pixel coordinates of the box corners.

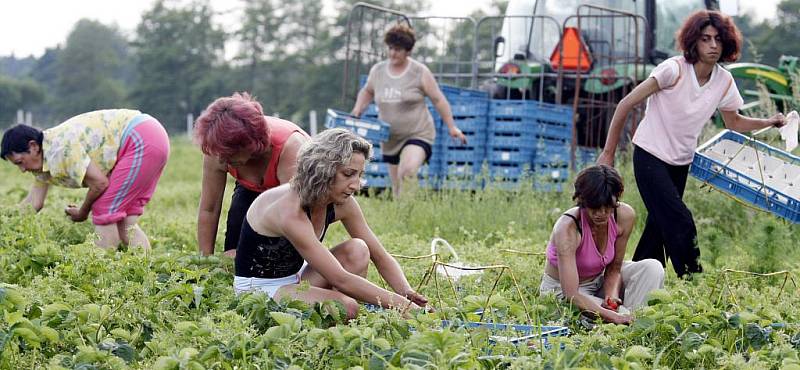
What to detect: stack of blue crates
<box><xmin>486</xmin><ymin>100</ymin><xmax>539</xmax><ymax>190</ymax></box>
<box><xmin>432</xmin><ymin>86</ymin><xmax>490</xmax><ymax>190</ymax></box>
<box><xmin>530</xmin><ymin>102</ymin><xmax>574</xmax><ymax>191</ymax></box>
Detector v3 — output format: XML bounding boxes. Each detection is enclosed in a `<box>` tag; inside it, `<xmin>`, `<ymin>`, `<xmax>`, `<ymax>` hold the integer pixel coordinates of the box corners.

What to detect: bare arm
<box><xmin>197</xmin><ymin>155</ymin><xmax>227</xmax><ymax>256</ymax></box>
<box><xmin>282</xmin><ymin>209</ymin><xmax>416</xmax><ymax>310</ymax></box>
<box><xmin>23</xmin><ymin>182</ymin><xmax>49</xmax><ymax>212</ymax></box>
<box><xmin>350</xmin><ymin>85</ymin><xmax>375</xmax><ymax>117</ymax></box>
<box><xmin>275</xmin><ymin>132</ymin><xmax>308</xmax><ymax>184</ymax></box>
<box><xmin>601</xmin><ymin>204</ymin><xmax>636</xmax><ymax>307</ymax></box>
<box><xmin>421</xmin><ymin>69</ymin><xmax>467</xmax><ymax>144</ymax></box>
<box><xmin>338</xmin><ymin>197</ymin><xmax>427</xmax><ymax>306</ymax></box>
<box><xmin>66</xmin><ymin>161</ymin><xmax>109</xmax><ymax>222</ymax></box>
<box><xmin>598</xmin><ymin>77</ymin><xmax>661</xmax><ymax>166</ymax></box>
<box><xmin>720</xmin><ymin>110</ymin><xmax>785</xmax><ymax>132</ymax></box>
<box><xmin>552</xmin><ymin>216</ymin><xmax>630</xmax><ymax>324</ymax></box>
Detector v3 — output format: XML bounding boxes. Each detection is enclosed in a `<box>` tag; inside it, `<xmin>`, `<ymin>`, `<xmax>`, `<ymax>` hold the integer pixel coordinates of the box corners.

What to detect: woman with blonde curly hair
<box><xmin>233</xmin><ymin>128</ymin><xmax>428</xmax><ymax>318</ymax></box>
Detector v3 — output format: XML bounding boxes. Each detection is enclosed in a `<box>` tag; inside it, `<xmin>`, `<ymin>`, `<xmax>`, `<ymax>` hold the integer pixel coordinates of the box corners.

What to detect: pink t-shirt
<box><xmin>632</xmin><ymin>56</ymin><xmax>743</xmax><ymax>165</ymax></box>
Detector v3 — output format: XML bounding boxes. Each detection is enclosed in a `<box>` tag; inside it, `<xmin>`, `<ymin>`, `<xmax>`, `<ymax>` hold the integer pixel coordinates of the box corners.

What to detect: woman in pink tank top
<box><xmin>193</xmin><ymin>92</ymin><xmax>310</xmax><ymax>258</ymax></box>
<box><xmin>540</xmin><ymin>165</ymin><xmax>664</xmax><ymax>324</ymax></box>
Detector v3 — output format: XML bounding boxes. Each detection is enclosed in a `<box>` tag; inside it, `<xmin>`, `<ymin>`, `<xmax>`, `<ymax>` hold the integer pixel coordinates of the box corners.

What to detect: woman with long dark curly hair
<box><xmin>598</xmin><ymin>11</ymin><xmax>785</xmax><ymax>277</ymax></box>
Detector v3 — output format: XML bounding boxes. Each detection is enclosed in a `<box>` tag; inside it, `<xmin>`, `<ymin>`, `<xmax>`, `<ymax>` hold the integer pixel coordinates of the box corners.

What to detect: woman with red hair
<box><xmin>598</xmin><ymin>11</ymin><xmax>784</xmax><ymax>277</ymax></box>
<box><xmin>194</xmin><ymin>92</ymin><xmax>309</xmax><ymax>257</ymax></box>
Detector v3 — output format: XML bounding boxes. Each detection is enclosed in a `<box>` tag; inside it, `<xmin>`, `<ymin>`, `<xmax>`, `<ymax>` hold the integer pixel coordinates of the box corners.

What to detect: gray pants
<box><xmin>539</xmin><ymin>259</ymin><xmax>665</xmax><ymax>311</ymax></box>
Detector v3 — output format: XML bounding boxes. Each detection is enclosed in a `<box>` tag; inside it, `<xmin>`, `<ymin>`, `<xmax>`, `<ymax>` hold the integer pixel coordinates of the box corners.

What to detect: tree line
<box><xmin>0</xmin><ymin>0</ymin><xmax>798</xmax><ymax>132</ymax></box>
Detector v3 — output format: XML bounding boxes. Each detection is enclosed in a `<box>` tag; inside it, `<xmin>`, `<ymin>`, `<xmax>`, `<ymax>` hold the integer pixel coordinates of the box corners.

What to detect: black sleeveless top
<box><xmin>235</xmin><ymin>204</ymin><xmax>336</xmax><ymax>279</ymax></box>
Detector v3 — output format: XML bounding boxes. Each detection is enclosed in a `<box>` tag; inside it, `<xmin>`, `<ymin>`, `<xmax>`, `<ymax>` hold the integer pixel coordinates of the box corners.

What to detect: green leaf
<box><xmin>13</xmin><ymin>327</ymin><xmax>40</xmax><ymax>345</ymax></box>
<box><xmin>152</xmin><ymin>357</ymin><xmax>179</xmax><ymax>370</ymax></box>
<box><xmin>39</xmin><ymin>326</ymin><xmax>59</xmax><ymax>342</ymax></box>
<box><xmin>269</xmin><ymin>311</ymin><xmax>298</xmax><ymax>326</ymax></box>
<box><xmin>623</xmin><ymin>345</ymin><xmax>652</xmax><ymax>362</ymax></box>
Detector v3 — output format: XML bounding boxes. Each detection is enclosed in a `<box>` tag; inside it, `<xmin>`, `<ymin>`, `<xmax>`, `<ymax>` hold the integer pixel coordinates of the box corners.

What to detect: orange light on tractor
<box><xmin>550</xmin><ymin>27</ymin><xmax>592</xmax><ymax>73</ymax></box>
<box><xmin>499</xmin><ymin>62</ymin><xmax>521</xmax><ymax>75</ymax></box>
<box><xmin>600</xmin><ymin>68</ymin><xmax>617</xmax><ymax>85</ymax></box>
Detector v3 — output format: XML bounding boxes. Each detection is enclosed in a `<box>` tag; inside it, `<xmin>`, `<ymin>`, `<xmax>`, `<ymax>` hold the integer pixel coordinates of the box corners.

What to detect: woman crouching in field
<box><xmin>233</xmin><ymin>128</ymin><xmax>428</xmax><ymax>318</ymax></box>
<box><xmin>540</xmin><ymin>165</ymin><xmax>664</xmax><ymax>324</ymax></box>
<box><xmin>1</xmin><ymin>110</ymin><xmax>169</xmax><ymax>249</ymax></box>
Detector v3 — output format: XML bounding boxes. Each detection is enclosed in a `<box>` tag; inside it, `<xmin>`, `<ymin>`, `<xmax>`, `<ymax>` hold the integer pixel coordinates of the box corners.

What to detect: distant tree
<box><xmin>0</xmin><ymin>76</ymin><xmax>44</xmax><ymax>126</ymax></box>
<box><xmin>130</xmin><ymin>0</ymin><xmax>227</xmax><ymax>132</ymax></box>
<box><xmin>52</xmin><ymin>19</ymin><xmax>132</xmax><ymax>119</ymax></box>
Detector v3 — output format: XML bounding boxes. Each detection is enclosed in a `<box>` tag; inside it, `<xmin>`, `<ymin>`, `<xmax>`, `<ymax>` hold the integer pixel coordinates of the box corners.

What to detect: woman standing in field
<box><xmin>1</xmin><ymin>110</ymin><xmax>170</xmax><ymax>249</ymax></box>
<box><xmin>194</xmin><ymin>92</ymin><xmax>309</xmax><ymax>257</ymax></box>
<box><xmin>540</xmin><ymin>165</ymin><xmax>664</xmax><ymax>324</ymax></box>
<box><xmin>233</xmin><ymin>128</ymin><xmax>428</xmax><ymax>318</ymax></box>
<box><xmin>597</xmin><ymin>10</ymin><xmax>785</xmax><ymax>277</ymax></box>
<box><xmin>350</xmin><ymin>23</ymin><xmax>467</xmax><ymax>197</ymax></box>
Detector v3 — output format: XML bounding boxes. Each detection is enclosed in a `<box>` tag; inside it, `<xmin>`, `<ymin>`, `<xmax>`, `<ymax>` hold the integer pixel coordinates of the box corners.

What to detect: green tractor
<box><xmin>728</xmin><ymin>55</ymin><xmax>799</xmax><ymax>113</ymax></box>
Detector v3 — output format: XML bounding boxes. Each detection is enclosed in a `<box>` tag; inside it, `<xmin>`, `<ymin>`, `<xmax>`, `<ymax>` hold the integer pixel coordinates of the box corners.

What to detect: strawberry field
<box><xmin>1</xmin><ymin>134</ymin><xmax>799</xmax><ymax>369</ymax></box>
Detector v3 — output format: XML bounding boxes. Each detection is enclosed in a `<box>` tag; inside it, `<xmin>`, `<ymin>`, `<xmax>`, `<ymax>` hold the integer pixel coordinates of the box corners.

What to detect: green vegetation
<box><xmin>0</xmin><ymin>132</ymin><xmax>798</xmax><ymax>368</ymax></box>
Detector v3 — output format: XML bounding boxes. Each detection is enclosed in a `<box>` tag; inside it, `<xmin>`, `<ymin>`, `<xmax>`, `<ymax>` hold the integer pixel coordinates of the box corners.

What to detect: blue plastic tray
<box><xmin>691</xmin><ymin>130</ymin><xmax>800</xmax><ymax>223</ymax></box>
<box><xmin>488</xmin><ymin>135</ymin><xmax>538</xmax><ymax>149</ymax></box>
<box><xmin>326</xmin><ymin>109</ymin><xmax>390</xmax><ymax>142</ymax></box>
<box><xmin>488</xmin><ymin>148</ymin><xmax>534</xmax><ymax>164</ymax></box>
<box><xmin>362</xmin><ymin>175</ymin><xmax>390</xmax><ymax>189</ymax></box>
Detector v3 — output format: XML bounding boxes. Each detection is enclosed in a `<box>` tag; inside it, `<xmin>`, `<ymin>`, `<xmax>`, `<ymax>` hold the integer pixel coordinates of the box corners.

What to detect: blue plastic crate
<box><xmin>442</xmin><ymin>147</ymin><xmax>486</xmax><ymax>163</ymax></box>
<box><xmin>576</xmin><ymin>146</ymin><xmax>600</xmax><ymax>169</ymax></box>
<box><xmin>450</xmin><ymin>103</ymin><xmax>489</xmax><ymax>117</ymax></box>
<box><xmin>488</xmin><ymin>163</ymin><xmax>531</xmax><ymax>179</ymax></box>
<box><xmin>362</xmin><ymin>175</ymin><xmax>390</xmax><ymax>189</ymax></box>
<box><xmin>535</xmin><ymin>120</ymin><xmax>572</xmax><ymax>141</ymax></box>
<box><xmin>440</xmin><ymin>321</ymin><xmax>570</xmax><ymax>349</ymax></box>
<box><xmin>488</xmin><ymin>135</ymin><xmax>537</xmax><ymax>149</ymax></box>
<box><xmin>489</xmin><ymin>100</ymin><xmax>540</xmax><ymax>117</ymax></box>
<box><xmin>535</xmin><ymin>164</ymin><xmax>570</xmax><ymax>182</ymax></box>
<box><xmin>440</xmin><ymin>85</ymin><xmax>490</xmax><ymax>99</ymax></box>
<box><xmin>445</xmin><ymin>161</ymin><xmax>484</xmax><ymax>176</ymax></box>
<box><xmin>533</xmin><ymin>145</ymin><xmax>570</xmax><ymax>166</ymax></box>
<box><xmin>487</xmin><ymin>147</ymin><xmax>534</xmax><ymax>164</ymax></box>
<box><xmin>691</xmin><ymin>130</ymin><xmax>800</xmax><ymax>223</ymax></box>
<box><xmin>488</xmin><ymin>117</ymin><xmax>539</xmax><ymax>135</ymax></box>
<box><xmin>365</xmin><ymin>162</ymin><xmax>389</xmax><ymax>176</ymax></box>
<box><xmin>485</xmin><ymin>179</ymin><xmax>526</xmax><ymax>190</ymax></box>
<box><xmin>531</xmin><ymin>102</ymin><xmax>574</xmax><ymax>124</ymax></box>
<box><xmin>452</xmin><ymin>116</ymin><xmax>488</xmax><ymax>133</ymax></box>
<box><xmin>326</xmin><ymin>109</ymin><xmax>390</xmax><ymax>142</ymax></box>
<box><xmin>364</xmin><ymin>103</ymin><xmax>379</xmax><ymax>117</ymax></box>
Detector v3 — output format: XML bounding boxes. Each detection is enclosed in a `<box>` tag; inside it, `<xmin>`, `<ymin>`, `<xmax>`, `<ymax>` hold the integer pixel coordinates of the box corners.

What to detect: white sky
<box><xmin>0</xmin><ymin>0</ymin><xmax>779</xmax><ymax>58</ymax></box>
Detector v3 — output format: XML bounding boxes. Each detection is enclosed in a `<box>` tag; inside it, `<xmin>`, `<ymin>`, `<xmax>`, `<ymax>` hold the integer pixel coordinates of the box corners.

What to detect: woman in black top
<box><xmin>234</xmin><ymin>128</ymin><xmax>428</xmax><ymax>319</ymax></box>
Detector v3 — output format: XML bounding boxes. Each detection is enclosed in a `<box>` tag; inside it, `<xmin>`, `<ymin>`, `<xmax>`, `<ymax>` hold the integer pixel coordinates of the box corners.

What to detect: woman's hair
<box><xmin>1</xmin><ymin>124</ymin><xmax>43</xmax><ymax>160</ymax></box>
<box><xmin>193</xmin><ymin>92</ymin><xmax>270</xmax><ymax>159</ymax></box>
<box><xmin>572</xmin><ymin>165</ymin><xmax>624</xmax><ymax>209</ymax></box>
<box><xmin>677</xmin><ymin>10</ymin><xmax>742</xmax><ymax>64</ymax></box>
<box><xmin>384</xmin><ymin>23</ymin><xmax>416</xmax><ymax>51</ymax></box>
<box><xmin>291</xmin><ymin>128</ymin><xmax>372</xmax><ymax>210</ymax></box>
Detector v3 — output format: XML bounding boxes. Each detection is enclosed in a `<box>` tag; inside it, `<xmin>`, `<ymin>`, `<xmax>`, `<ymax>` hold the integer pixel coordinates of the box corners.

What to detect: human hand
<box><xmin>404</xmin><ymin>290</ymin><xmax>429</xmax><ymax>307</ymax></box>
<box><xmin>350</xmin><ymin>109</ymin><xmax>361</xmax><ymax>118</ymax></box>
<box><xmin>596</xmin><ymin>150</ymin><xmax>615</xmax><ymax>167</ymax></box>
<box><xmin>223</xmin><ymin>249</ymin><xmax>237</xmax><ymax>258</ymax></box>
<box><xmin>768</xmin><ymin>113</ymin><xmax>786</xmax><ymax>128</ymax></box>
<box><xmin>449</xmin><ymin>126</ymin><xmax>467</xmax><ymax>144</ymax></box>
<box><xmin>64</xmin><ymin>205</ymin><xmax>87</xmax><ymax>222</ymax></box>
<box><xmin>607</xmin><ymin>311</ymin><xmax>632</xmax><ymax>325</ymax></box>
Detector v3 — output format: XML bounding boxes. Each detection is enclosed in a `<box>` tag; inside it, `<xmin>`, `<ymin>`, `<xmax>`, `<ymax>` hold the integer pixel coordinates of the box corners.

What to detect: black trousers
<box><xmin>632</xmin><ymin>146</ymin><xmax>702</xmax><ymax>277</ymax></box>
<box><xmin>224</xmin><ymin>182</ymin><xmax>261</xmax><ymax>251</ymax></box>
